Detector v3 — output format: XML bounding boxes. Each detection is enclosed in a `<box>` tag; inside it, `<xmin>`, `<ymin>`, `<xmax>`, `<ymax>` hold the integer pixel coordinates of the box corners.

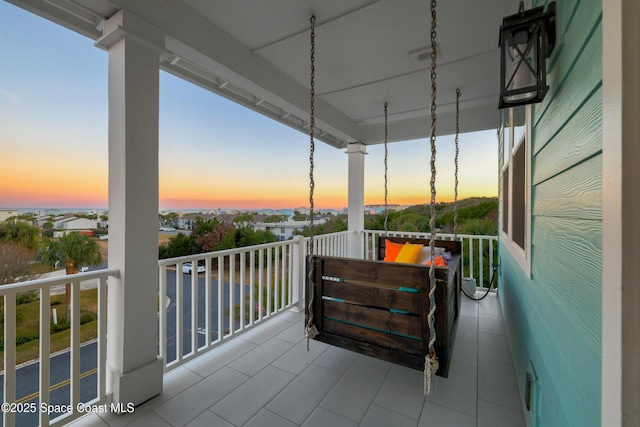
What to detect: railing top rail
<box><xmin>0</xmin><ymin>268</ymin><xmax>119</xmax><ymax>294</ymax></box>
<box><xmin>158</xmin><ymin>231</ymin><xmax>353</xmax><ymax>266</ymax></box>
<box><xmin>364</xmin><ymin>229</ymin><xmax>497</xmax><ymax>240</ymax></box>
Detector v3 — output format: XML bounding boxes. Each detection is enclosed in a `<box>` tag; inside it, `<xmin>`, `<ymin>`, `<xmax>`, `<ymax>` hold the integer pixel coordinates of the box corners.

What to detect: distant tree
<box><xmin>264</xmin><ymin>214</ymin><xmax>287</xmax><ymax>223</ymax></box>
<box><xmin>233</xmin><ymin>213</ymin><xmax>255</xmax><ymax>229</ymax></box>
<box><xmin>0</xmin><ymin>242</ymin><xmax>39</xmax><ymax>285</ymax></box>
<box><xmin>0</xmin><ymin>220</ymin><xmax>40</xmax><ymax>251</ymax></box>
<box><xmin>158</xmin><ymin>232</ymin><xmax>200</xmax><ymax>259</ymax></box>
<box><xmin>37</xmin><ymin>232</ymin><xmax>103</xmax><ymax>317</ymax></box>
<box><xmin>235</xmin><ymin>227</ymin><xmax>276</xmax><ymax>247</ymax></box>
<box><xmin>292</xmin><ymin>210</ymin><xmax>307</xmax><ymax>221</ymax></box>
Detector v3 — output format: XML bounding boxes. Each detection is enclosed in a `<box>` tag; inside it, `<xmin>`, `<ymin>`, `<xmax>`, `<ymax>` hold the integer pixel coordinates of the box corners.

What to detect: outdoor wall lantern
<box><xmin>499</xmin><ymin>2</ymin><xmax>556</xmax><ymax>109</ymax></box>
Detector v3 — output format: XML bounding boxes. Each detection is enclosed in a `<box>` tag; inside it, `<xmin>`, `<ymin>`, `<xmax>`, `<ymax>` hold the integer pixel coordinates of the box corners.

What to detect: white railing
<box><xmin>158</xmin><ymin>239</ymin><xmax>300</xmax><ymax>371</ymax></box>
<box><xmin>0</xmin><ymin>268</ymin><xmax>118</xmax><ymax>427</ymax></box>
<box><xmin>362</xmin><ymin>230</ymin><xmax>498</xmax><ymax>288</ymax></box>
<box><xmin>157</xmin><ymin>231</ymin><xmax>351</xmax><ymax>372</ymax></box>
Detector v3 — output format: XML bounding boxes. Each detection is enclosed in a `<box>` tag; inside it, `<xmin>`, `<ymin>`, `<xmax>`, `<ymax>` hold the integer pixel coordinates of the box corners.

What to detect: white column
<box><xmin>96</xmin><ymin>10</ymin><xmax>164</xmax><ymax>406</ymax></box>
<box><xmin>602</xmin><ymin>0</ymin><xmax>640</xmax><ymax>425</ymax></box>
<box><xmin>346</xmin><ymin>143</ymin><xmax>367</xmax><ymax>258</ymax></box>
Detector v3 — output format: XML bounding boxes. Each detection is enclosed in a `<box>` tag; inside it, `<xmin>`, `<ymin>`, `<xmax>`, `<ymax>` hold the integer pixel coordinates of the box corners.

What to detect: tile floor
<box><xmin>71</xmin><ymin>293</ymin><xmax>525</xmax><ymax>427</ymax></box>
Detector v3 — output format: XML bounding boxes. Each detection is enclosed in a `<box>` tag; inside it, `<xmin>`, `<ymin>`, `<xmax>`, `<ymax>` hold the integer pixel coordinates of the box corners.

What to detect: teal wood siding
<box><xmin>499</xmin><ymin>1</ymin><xmax>602</xmax><ymax>426</ymax></box>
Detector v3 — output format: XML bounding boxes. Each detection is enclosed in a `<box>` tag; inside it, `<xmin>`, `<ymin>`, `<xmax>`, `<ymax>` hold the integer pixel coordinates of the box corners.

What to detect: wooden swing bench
<box><xmin>306</xmin><ymin>236</ymin><xmax>462</xmax><ymax>377</ymax></box>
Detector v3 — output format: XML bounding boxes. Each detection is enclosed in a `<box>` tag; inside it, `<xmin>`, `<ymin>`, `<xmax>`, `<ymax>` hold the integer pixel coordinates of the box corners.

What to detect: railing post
<box><xmin>291</xmin><ymin>236</ymin><xmax>305</xmax><ymax>312</ymax></box>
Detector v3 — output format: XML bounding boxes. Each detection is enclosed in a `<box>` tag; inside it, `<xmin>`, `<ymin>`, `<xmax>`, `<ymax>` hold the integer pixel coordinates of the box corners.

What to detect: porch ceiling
<box><xmin>8</xmin><ymin>0</ymin><xmax>514</xmax><ymax>148</ymax></box>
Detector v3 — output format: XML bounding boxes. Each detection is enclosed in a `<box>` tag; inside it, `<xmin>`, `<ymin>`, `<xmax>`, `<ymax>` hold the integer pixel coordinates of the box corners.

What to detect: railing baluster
<box><xmin>274</xmin><ymin>246</ymin><xmax>280</xmax><ymax>312</ymax></box>
<box><xmin>258</xmin><ymin>248</ymin><xmax>264</xmax><ymax>322</ymax></box>
<box><xmin>204</xmin><ymin>258</ymin><xmax>212</xmax><ymax>347</ymax></box>
<box><xmin>98</xmin><ymin>276</ymin><xmax>108</xmax><ymax>402</ymax></box>
<box><xmin>176</xmin><ymin>262</ymin><xmax>184</xmax><ymax>362</ymax></box>
<box><xmin>191</xmin><ymin>262</ymin><xmax>198</xmax><ymax>355</ymax></box>
<box><xmin>217</xmin><ymin>255</ymin><xmax>224</xmax><ymax>341</ymax></box>
<box><xmin>229</xmin><ymin>254</ymin><xmax>235</xmax><ymax>336</ymax></box>
<box><xmin>40</xmin><ymin>286</ymin><xmax>51</xmax><ymax>427</ymax></box>
<box><xmin>71</xmin><ymin>280</ymin><xmax>81</xmax><ymax>409</ymax></box>
<box><xmin>4</xmin><ymin>292</ymin><xmax>16</xmax><ymax>427</ymax></box>
<box><xmin>266</xmin><ymin>247</ymin><xmax>272</xmax><ymax>316</ymax></box>
<box><xmin>159</xmin><ymin>265</ymin><xmax>167</xmax><ymax>364</ymax></box>
<box><xmin>249</xmin><ymin>250</ymin><xmax>255</xmax><ymax>326</ymax></box>
<box><xmin>239</xmin><ymin>252</ymin><xmax>246</xmax><ymax>330</ymax></box>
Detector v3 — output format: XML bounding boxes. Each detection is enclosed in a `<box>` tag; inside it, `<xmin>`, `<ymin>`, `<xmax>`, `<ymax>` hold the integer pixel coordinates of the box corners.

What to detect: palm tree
<box><xmin>37</xmin><ymin>232</ymin><xmax>103</xmax><ymax>318</ymax></box>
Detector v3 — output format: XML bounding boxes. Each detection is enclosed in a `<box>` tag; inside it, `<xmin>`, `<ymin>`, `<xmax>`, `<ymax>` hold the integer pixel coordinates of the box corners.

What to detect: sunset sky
<box><xmin>0</xmin><ymin>2</ymin><xmax>498</xmax><ymax>212</ymax></box>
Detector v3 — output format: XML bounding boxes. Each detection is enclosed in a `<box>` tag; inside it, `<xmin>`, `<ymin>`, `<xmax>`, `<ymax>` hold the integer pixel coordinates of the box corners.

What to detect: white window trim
<box><xmin>501</xmin><ymin>106</ymin><xmax>532</xmax><ymax>278</ymax></box>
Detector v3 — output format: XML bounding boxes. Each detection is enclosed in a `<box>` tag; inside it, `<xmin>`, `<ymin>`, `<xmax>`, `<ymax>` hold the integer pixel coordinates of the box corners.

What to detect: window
<box><xmin>500</xmin><ymin>106</ymin><xmax>531</xmax><ymax>276</ymax></box>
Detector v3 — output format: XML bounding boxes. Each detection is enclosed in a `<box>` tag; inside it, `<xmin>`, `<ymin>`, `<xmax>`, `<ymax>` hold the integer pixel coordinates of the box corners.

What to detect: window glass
<box><xmin>512</xmin><ymin>138</ymin><xmax>526</xmax><ymax>249</ymax></box>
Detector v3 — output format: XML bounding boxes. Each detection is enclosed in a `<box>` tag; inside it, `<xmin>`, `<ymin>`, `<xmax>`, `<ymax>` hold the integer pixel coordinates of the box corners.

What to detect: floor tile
<box><xmin>418</xmin><ymin>401</ymin><xmax>476</xmax><ymax>427</ymax></box>
<box><xmin>243</xmin><ymin>409</ymin><xmax>298</xmax><ymax>427</ymax></box>
<box><xmin>127</xmin><ymin>412</ymin><xmax>171</xmax><ymax>427</ymax></box>
<box><xmin>266</xmin><ymin>364</ymin><xmax>342</xmax><ymax>424</ymax></box>
<box><xmin>183</xmin><ymin>338</ymin><xmax>257</xmax><ymax>378</ymax></box>
<box><xmin>478</xmin><ymin>357</ymin><xmax>521</xmax><ymax>411</ymax></box>
<box><xmin>320</xmin><ymin>360</ymin><xmax>388</xmax><ymax>422</ymax></box>
<box><xmin>276</xmin><ymin>321</ymin><xmax>307</xmax><ymax>344</ymax></box>
<box><xmin>360</xmin><ymin>404</ymin><xmax>418</xmax><ymax>427</ymax></box>
<box><xmin>478</xmin><ymin>331</ymin><xmax>512</xmax><ymax>365</ymax></box>
<box><xmin>460</xmin><ymin>298</ymin><xmax>479</xmax><ymax>318</ymax></box>
<box><xmin>67</xmin><ymin>413</ymin><xmax>109</xmax><ymax>427</ymax></box>
<box><xmin>301</xmin><ymin>407</ymin><xmax>358</xmax><ymax>427</ymax></box>
<box><xmin>479</xmin><ymin>313</ymin><xmax>507</xmax><ymax>336</ymax></box>
<box><xmin>154</xmin><ymin>367</ymin><xmax>249</xmax><ymax>426</ymax></box>
<box><xmin>241</xmin><ymin>315</ymin><xmax>298</xmax><ymax>345</ymax></box>
<box><xmin>373</xmin><ymin>364</ymin><xmax>424</xmax><ymax>420</ymax></box>
<box><xmin>184</xmin><ymin>410</ymin><xmax>234</xmax><ymax>427</ymax></box>
<box><xmin>478</xmin><ymin>293</ymin><xmax>502</xmax><ymax>316</ymax></box>
<box><xmin>456</xmin><ymin>315</ymin><xmax>478</xmax><ymax>339</ymax></box>
<box><xmin>450</xmin><ymin>333</ymin><xmax>478</xmax><ymax>368</ymax></box>
<box><xmin>426</xmin><ymin>363</ymin><xmax>477</xmax><ymax>416</ymax></box>
<box><xmin>477</xmin><ymin>399</ymin><xmax>525</xmax><ymax>427</ymax></box>
<box><xmin>271</xmin><ymin>338</ymin><xmax>329</xmax><ymax>375</ymax></box>
<box><xmin>228</xmin><ymin>337</ymin><xmax>294</xmax><ymax>376</ymax></box>
<box><xmin>210</xmin><ymin>365</ymin><xmax>295</xmax><ymax>425</ymax></box>
<box><xmin>312</xmin><ymin>344</ymin><xmax>358</xmax><ymax>373</ymax></box>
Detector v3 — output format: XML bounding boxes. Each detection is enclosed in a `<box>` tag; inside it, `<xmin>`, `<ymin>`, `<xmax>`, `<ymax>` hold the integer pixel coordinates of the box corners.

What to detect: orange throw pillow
<box><xmin>383</xmin><ymin>240</ymin><xmax>405</xmax><ymax>262</ymax></box>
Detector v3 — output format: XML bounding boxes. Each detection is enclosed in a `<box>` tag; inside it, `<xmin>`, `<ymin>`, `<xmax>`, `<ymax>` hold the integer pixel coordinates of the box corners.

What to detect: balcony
<box><xmin>1</xmin><ymin>231</ymin><xmax>523</xmax><ymax>427</ymax></box>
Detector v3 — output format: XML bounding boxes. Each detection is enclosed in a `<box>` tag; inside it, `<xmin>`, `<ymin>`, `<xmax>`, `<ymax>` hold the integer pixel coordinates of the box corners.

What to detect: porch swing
<box><xmin>304</xmin><ymin>4</ymin><xmax>462</xmax><ymax>385</ymax></box>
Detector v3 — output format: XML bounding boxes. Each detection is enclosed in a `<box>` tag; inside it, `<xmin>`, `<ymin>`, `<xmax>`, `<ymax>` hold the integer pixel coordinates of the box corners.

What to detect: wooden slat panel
<box><xmin>322</xmin><ymin>318</ymin><xmax>422</xmax><ymax>355</ymax></box>
<box><xmin>321</xmin><ymin>256</ymin><xmax>427</xmax><ymax>289</ymax></box>
<box><xmin>323</xmin><ymin>299</ymin><xmax>421</xmax><ymax>338</ymax></box>
<box><xmin>323</xmin><ymin>280</ymin><xmax>421</xmax><ymax>313</ymax></box>
<box><xmin>318</xmin><ymin>331</ymin><xmax>424</xmax><ymax>371</ymax></box>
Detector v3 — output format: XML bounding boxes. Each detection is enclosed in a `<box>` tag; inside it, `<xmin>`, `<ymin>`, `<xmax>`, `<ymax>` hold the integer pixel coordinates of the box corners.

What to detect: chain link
<box><xmin>305</xmin><ymin>15</ymin><xmax>319</xmax><ymax>347</ymax></box>
<box><xmin>454</xmin><ymin>88</ymin><xmax>461</xmax><ymax>241</ymax></box>
<box><xmin>384</xmin><ymin>102</ymin><xmax>389</xmax><ymax>235</ymax></box>
<box><xmin>425</xmin><ymin>0</ymin><xmax>439</xmax><ymax>396</ymax></box>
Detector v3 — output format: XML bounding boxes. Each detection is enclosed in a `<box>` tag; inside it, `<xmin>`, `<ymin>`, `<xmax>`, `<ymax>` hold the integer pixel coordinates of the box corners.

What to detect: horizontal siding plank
<box><xmin>533</xmin><ymin>154</ymin><xmax>602</xmax><ymax>220</ymax></box>
<box><xmin>532</xmin><ymin>216</ymin><xmax>602</xmax><ymax>279</ymax></box>
<box><xmin>534</xmin><ymin>20</ymin><xmax>602</xmax><ymax>153</ymax></box>
<box><xmin>533</xmin><ymin>87</ymin><xmax>602</xmax><ymax>183</ymax></box>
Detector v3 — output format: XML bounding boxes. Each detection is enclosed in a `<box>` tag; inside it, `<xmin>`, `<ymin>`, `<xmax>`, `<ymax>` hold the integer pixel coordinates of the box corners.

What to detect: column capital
<box><xmin>345</xmin><ymin>142</ymin><xmax>368</xmax><ymax>155</ymax></box>
<box><xmin>95</xmin><ymin>9</ymin><xmax>165</xmax><ymax>53</ymax></box>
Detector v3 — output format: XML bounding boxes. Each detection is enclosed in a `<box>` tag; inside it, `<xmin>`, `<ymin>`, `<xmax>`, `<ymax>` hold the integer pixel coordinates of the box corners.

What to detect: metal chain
<box><xmin>305</xmin><ymin>15</ymin><xmax>319</xmax><ymax>348</ymax></box>
<box><xmin>425</xmin><ymin>0</ymin><xmax>439</xmax><ymax>396</ymax></box>
<box><xmin>453</xmin><ymin>88</ymin><xmax>461</xmax><ymax>241</ymax></box>
<box><xmin>384</xmin><ymin>102</ymin><xmax>389</xmax><ymax>235</ymax></box>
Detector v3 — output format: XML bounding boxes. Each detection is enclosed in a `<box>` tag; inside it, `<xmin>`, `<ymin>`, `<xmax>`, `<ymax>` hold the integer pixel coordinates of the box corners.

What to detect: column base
<box><xmin>108</xmin><ymin>357</ymin><xmax>163</xmax><ymax>409</ymax></box>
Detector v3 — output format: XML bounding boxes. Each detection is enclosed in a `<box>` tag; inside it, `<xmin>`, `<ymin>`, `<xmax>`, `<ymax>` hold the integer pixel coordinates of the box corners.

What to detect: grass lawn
<box><xmin>0</xmin><ymin>288</ymin><xmax>100</xmax><ymax>370</ymax></box>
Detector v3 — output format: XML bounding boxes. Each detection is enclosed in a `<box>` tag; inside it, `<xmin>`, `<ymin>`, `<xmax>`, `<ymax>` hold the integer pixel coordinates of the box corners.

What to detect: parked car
<box><xmin>182</xmin><ymin>262</ymin><xmax>205</xmax><ymax>274</ymax></box>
